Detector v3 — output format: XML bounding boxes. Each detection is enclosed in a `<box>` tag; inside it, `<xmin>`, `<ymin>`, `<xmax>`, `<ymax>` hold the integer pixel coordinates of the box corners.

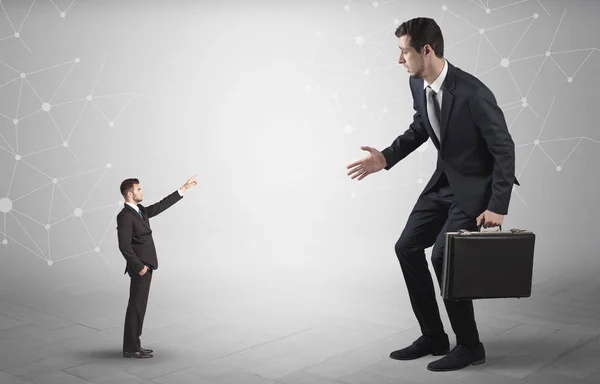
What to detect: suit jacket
<box><xmin>117</xmin><ymin>190</ymin><xmax>183</xmax><ymax>274</ymax></box>
<box><xmin>381</xmin><ymin>61</ymin><xmax>519</xmax><ymax>218</ymax></box>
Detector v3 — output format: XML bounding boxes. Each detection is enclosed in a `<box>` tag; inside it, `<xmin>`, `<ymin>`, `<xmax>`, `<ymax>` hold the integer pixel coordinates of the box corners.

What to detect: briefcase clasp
<box><xmin>510</xmin><ymin>228</ymin><xmax>528</xmax><ymax>233</ymax></box>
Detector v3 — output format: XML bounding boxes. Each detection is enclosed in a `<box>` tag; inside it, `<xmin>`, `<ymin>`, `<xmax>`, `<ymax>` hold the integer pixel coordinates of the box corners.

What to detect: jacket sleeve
<box><xmin>470</xmin><ymin>86</ymin><xmax>516</xmax><ymax>215</ymax></box>
<box><xmin>117</xmin><ymin>212</ymin><xmax>144</xmax><ymax>273</ymax></box>
<box><xmin>144</xmin><ymin>190</ymin><xmax>183</xmax><ymax>219</ymax></box>
<box><xmin>381</xmin><ymin>81</ymin><xmax>429</xmax><ymax>170</ymax></box>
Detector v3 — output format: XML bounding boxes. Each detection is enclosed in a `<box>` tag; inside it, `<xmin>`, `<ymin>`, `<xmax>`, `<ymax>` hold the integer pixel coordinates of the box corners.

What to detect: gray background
<box><xmin>1</xmin><ymin>0</ymin><xmax>599</xmax><ymax>383</ymax></box>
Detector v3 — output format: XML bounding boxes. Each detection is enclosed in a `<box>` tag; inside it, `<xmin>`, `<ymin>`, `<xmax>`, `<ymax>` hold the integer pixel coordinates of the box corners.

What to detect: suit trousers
<box><xmin>395</xmin><ymin>173</ymin><xmax>480</xmax><ymax>346</ymax></box>
<box><xmin>123</xmin><ymin>266</ymin><xmax>153</xmax><ymax>352</ymax></box>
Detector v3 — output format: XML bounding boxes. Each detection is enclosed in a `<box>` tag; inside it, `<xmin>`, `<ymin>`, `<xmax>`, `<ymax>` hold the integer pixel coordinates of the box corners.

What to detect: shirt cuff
<box><xmin>177</xmin><ymin>188</ymin><xmax>184</xmax><ymax>196</ymax></box>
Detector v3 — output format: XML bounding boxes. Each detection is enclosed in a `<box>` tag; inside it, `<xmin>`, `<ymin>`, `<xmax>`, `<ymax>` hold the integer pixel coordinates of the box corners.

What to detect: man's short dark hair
<box><xmin>120</xmin><ymin>178</ymin><xmax>139</xmax><ymax>198</ymax></box>
<box><xmin>395</xmin><ymin>17</ymin><xmax>444</xmax><ymax>58</ymax></box>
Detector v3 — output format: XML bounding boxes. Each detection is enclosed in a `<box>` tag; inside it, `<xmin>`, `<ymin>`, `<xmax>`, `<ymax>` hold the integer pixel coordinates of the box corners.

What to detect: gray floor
<box><xmin>1</xmin><ymin>261</ymin><xmax>600</xmax><ymax>384</ymax></box>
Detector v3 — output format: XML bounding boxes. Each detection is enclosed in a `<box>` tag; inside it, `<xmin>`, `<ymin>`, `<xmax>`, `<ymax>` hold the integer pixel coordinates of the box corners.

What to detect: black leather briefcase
<box><xmin>441</xmin><ymin>227</ymin><xmax>536</xmax><ymax>300</ymax></box>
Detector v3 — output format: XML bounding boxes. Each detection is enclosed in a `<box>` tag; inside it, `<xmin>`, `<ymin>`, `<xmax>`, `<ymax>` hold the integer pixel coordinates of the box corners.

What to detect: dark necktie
<box><xmin>427</xmin><ymin>86</ymin><xmax>442</xmax><ymax>141</ymax></box>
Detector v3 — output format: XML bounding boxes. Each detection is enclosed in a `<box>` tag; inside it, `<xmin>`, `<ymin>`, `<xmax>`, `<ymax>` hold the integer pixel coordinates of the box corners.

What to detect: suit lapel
<box><xmin>439</xmin><ymin>62</ymin><xmax>457</xmax><ymax>146</ymax></box>
<box><xmin>139</xmin><ymin>205</ymin><xmax>149</xmax><ymax>223</ymax></box>
<box><xmin>125</xmin><ymin>204</ymin><xmax>150</xmax><ymax>230</ymax></box>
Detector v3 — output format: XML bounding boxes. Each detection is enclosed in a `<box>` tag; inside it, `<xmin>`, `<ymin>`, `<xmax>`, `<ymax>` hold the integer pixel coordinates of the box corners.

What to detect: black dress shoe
<box><xmin>390</xmin><ymin>334</ymin><xmax>450</xmax><ymax>360</ymax></box>
<box><xmin>139</xmin><ymin>347</ymin><xmax>153</xmax><ymax>353</ymax></box>
<box><xmin>123</xmin><ymin>350</ymin><xmax>153</xmax><ymax>359</ymax></box>
<box><xmin>427</xmin><ymin>343</ymin><xmax>485</xmax><ymax>372</ymax></box>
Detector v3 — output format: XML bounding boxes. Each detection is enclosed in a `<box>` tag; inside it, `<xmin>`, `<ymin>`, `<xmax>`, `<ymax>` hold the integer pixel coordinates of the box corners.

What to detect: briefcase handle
<box><xmin>478</xmin><ymin>222</ymin><xmax>502</xmax><ymax>232</ymax></box>
<box><xmin>478</xmin><ymin>222</ymin><xmax>530</xmax><ymax>233</ymax></box>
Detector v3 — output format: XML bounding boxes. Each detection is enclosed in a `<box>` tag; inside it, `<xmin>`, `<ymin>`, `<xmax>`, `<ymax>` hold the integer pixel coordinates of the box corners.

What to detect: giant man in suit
<box><xmin>346</xmin><ymin>18</ymin><xmax>519</xmax><ymax>372</ymax></box>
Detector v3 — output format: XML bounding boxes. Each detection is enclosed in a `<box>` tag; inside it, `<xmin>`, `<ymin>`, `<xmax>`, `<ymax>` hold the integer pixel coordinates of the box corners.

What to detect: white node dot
<box><xmin>351</xmin><ymin>192</ymin><xmax>356</xmax><ymax>199</ymax></box>
<box><xmin>20</xmin><ymin>73</ymin><xmax>26</xmax><ymax>78</ymax></box>
<box><xmin>304</xmin><ymin>85</ymin><xmax>311</xmax><ymax>91</ymax></box>
<box><xmin>52</xmin><ymin>178</ymin><xmax>58</xmax><ymax>184</ymax></box>
<box><xmin>486</xmin><ymin>8</ymin><xmax>491</xmax><ymax>14</ymax></box>
<box><xmin>522</xmin><ymin>97</ymin><xmax>527</xmax><ymax>103</ymax></box>
<box><xmin>344</xmin><ymin>5</ymin><xmax>350</xmax><ymax>11</ymax></box>
<box><xmin>106</xmin><ymin>163</ymin><xmax>112</xmax><ymax>168</ymax></box>
<box><xmin>15</xmin><ymin>155</ymin><xmax>21</xmax><ymax>161</ymax></box>
<box><xmin>13</xmin><ymin>119</ymin><xmax>18</xmax><ymax>125</ymax></box>
<box><xmin>60</xmin><ymin>12</ymin><xmax>65</xmax><ymax>18</ymax></box>
<box><xmin>372</xmin><ymin>1</ymin><xmax>378</xmax><ymax>7</ymax></box>
<box><xmin>45</xmin><ymin>224</ymin><xmax>50</xmax><ymax>230</ymax></box>
<box><xmin>417</xmin><ymin>142</ymin><xmax>429</xmax><ymax>153</ymax></box>
<box><xmin>382</xmin><ymin>107</ymin><xmax>389</xmax><ymax>113</ymax></box>
<box><xmin>47</xmin><ymin>260</ymin><xmax>53</xmax><ymax>266</ymax></box>
<box><xmin>567</xmin><ymin>77</ymin><xmax>573</xmax><ymax>83</ymax></box>
<box><xmin>314</xmin><ymin>30</ymin><xmax>320</xmax><ymax>38</ymax></box>
<box><xmin>364</xmin><ymin>69</ymin><xmax>370</xmax><ymax>76</ymax></box>
<box><xmin>534</xmin><ymin>139</ymin><xmax>539</xmax><ymax>145</ymax></box>
<box><xmin>332</xmin><ymin>94</ymin><xmax>338</xmax><ymax>100</ymax></box>
<box><xmin>74</xmin><ymin>208</ymin><xmax>83</xmax><ymax>217</ymax></box>
<box><xmin>534</xmin><ymin>13</ymin><xmax>539</xmax><ymax>19</ymax></box>
<box><xmin>393</xmin><ymin>19</ymin><xmax>400</xmax><ymax>25</ymax></box>
<box><xmin>545</xmin><ymin>51</ymin><xmax>551</xmax><ymax>56</ymax></box>
<box><xmin>75</xmin><ymin>57</ymin><xmax>80</xmax><ymax>63</ymax></box>
<box><xmin>14</xmin><ymin>32</ymin><xmax>20</xmax><ymax>38</ymax></box>
<box><xmin>501</xmin><ymin>58</ymin><xmax>510</xmax><ymax>68</ymax></box>
<box><xmin>556</xmin><ymin>166</ymin><xmax>562</xmax><ymax>171</ymax></box>
<box><xmin>479</xmin><ymin>29</ymin><xmax>485</xmax><ymax>34</ymax></box>
<box><xmin>42</xmin><ymin>102</ymin><xmax>51</xmax><ymax>112</ymax></box>
<box><xmin>522</xmin><ymin>102</ymin><xmax>528</xmax><ymax>107</ymax></box>
<box><xmin>361</xmin><ymin>104</ymin><xmax>368</xmax><ymax>109</ymax></box>
<box><xmin>2</xmin><ymin>240</ymin><xmax>7</xmax><ymax>245</ymax></box>
<box><xmin>0</xmin><ymin>198</ymin><xmax>13</xmax><ymax>213</ymax></box>
<box><xmin>355</xmin><ymin>36</ymin><xmax>366</xmax><ymax>46</ymax></box>
<box><xmin>95</xmin><ymin>247</ymin><xmax>100</xmax><ymax>253</ymax></box>
<box><xmin>442</xmin><ymin>5</ymin><xmax>448</xmax><ymax>11</ymax></box>
<box><xmin>108</xmin><ymin>121</ymin><xmax>114</xmax><ymax>127</ymax></box>
<box><xmin>86</xmin><ymin>95</ymin><xmax>92</xmax><ymax>101</ymax></box>
<box><xmin>418</xmin><ymin>178</ymin><xmax>424</xmax><ymax>184</ymax></box>
<box><xmin>62</xmin><ymin>141</ymin><xmax>68</xmax><ymax>147</ymax></box>
<box><xmin>344</xmin><ymin>124</ymin><xmax>354</xmax><ymax>134</ymax></box>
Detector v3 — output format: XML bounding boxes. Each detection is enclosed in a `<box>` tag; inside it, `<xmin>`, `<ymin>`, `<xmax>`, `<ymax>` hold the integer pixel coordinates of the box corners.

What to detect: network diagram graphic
<box><xmin>0</xmin><ymin>0</ymin><xmax>79</xmax><ymax>52</ymax></box>
<box><xmin>302</xmin><ymin>0</ymin><xmax>599</xmax><ymax>205</ymax></box>
<box><xmin>0</xmin><ymin>53</ymin><xmax>149</xmax><ymax>266</ymax></box>
<box><xmin>2</xmin><ymin>0</ymin><xmax>599</xmax><ymax>265</ymax></box>
<box><xmin>0</xmin><ymin>0</ymin><xmax>152</xmax><ymax>269</ymax></box>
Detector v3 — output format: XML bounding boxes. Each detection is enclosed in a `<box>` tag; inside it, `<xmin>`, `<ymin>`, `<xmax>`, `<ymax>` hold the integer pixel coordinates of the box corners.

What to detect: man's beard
<box><xmin>411</xmin><ymin>56</ymin><xmax>426</xmax><ymax>78</ymax></box>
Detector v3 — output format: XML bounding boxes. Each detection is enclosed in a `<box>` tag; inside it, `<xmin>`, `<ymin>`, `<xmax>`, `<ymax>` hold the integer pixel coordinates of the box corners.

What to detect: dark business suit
<box><xmin>382</xmin><ymin>62</ymin><xmax>518</xmax><ymax>346</ymax></box>
<box><xmin>117</xmin><ymin>190</ymin><xmax>183</xmax><ymax>353</ymax></box>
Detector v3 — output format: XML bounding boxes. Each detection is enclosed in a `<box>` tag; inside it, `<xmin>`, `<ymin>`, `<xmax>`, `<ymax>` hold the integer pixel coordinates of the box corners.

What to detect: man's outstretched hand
<box><xmin>179</xmin><ymin>174</ymin><xmax>198</xmax><ymax>194</ymax></box>
<box><xmin>346</xmin><ymin>146</ymin><xmax>387</xmax><ymax>181</ymax></box>
<box><xmin>476</xmin><ymin>210</ymin><xmax>504</xmax><ymax>228</ymax></box>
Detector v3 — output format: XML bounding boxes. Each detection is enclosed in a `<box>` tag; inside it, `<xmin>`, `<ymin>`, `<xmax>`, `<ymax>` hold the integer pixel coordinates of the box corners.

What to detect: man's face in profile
<box><xmin>398</xmin><ymin>35</ymin><xmax>425</xmax><ymax>79</ymax></box>
<box><xmin>130</xmin><ymin>184</ymin><xmax>143</xmax><ymax>203</ymax></box>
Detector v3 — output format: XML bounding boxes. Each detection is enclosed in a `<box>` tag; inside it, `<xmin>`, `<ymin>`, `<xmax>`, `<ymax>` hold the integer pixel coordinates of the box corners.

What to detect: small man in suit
<box><xmin>346</xmin><ymin>18</ymin><xmax>518</xmax><ymax>371</ymax></box>
<box><xmin>117</xmin><ymin>175</ymin><xmax>197</xmax><ymax>358</ymax></box>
